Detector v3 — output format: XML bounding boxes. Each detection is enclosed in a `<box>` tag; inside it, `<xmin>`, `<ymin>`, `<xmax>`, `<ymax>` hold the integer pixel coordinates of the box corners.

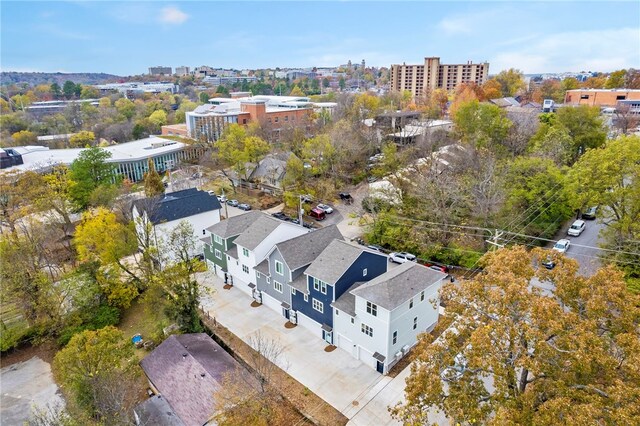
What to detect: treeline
<box><xmin>1</xmin><ymin>72</ymin><xmax>121</xmax><ymax>86</ymax></box>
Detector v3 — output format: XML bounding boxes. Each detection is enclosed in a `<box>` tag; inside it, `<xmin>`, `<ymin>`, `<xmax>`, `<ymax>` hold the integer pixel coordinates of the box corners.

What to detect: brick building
<box><xmin>564</xmin><ymin>89</ymin><xmax>640</xmax><ymax>108</ymax></box>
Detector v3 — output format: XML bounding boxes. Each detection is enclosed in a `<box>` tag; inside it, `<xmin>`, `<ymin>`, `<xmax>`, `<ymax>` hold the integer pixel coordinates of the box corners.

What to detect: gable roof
<box><xmin>249</xmin><ymin>153</ymin><xmax>291</xmax><ymax>182</ymax></box>
<box><xmin>274</xmin><ymin>225</ymin><xmax>343</xmax><ymax>272</ymax></box>
<box><xmin>331</xmin><ymin>281</ymin><xmax>366</xmax><ymax>316</ymax></box>
<box><xmin>134</xmin><ymin>395</ymin><xmax>184</xmax><ymax>426</ymax></box>
<box><xmin>205</xmin><ymin>210</ymin><xmax>263</xmax><ymax>239</ymax></box>
<box><xmin>140</xmin><ymin>333</ymin><xmax>250</xmax><ymax>426</ymax></box>
<box><xmin>305</xmin><ymin>239</ymin><xmax>377</xmax><ymax>284</ymax></box>
<box><xmin>351</xmin><ymin>262</ymin><xmax>446</xmax><ymax>311</ymax></box>
<box><xmin>134</xmin><ymin>188</ymin><xmax>222</xmax><ymax>225</ymax></box>
<box><xmin>232</xmin><ymin>214</ymin><xmax>283</xmax><ymax>251</ymax></box>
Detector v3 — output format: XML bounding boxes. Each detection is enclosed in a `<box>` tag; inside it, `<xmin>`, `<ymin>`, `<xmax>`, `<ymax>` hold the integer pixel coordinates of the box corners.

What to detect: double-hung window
<box><xmin>312</xmin><ymin>298</ymin><xmax>323</xmax><ymax>313</ymax></box>
<box><xmin>242</xmin><ymin>248</ymin><xmax>249</xmax><ymax>257</ymax></box>
<box><xmin>313</xmin><ymin>277</ymin><xmax>327</xmax><ymax>294</ymax></box>
<box><xmin>366</xmin><ymin>301</ymin><xmax>377</xmax><ymax>317</ymax></box>
<box><xmin>274</xmin><ymin>281</ymin><xmax>283</xmax><ymax>293</ymax></box>
<box><xmin>242</xmin><ymin>265</ymin><xmax>249</xmax><ymax>274</ymax></box>
<box><xmin>275</xmin><ymin>260</ymin><xmax>284</xmax><ymax>275</ymax></box>
<box><xmin>361</xmin><ymin>323</ymin><xmax>373</xmax><ymax>337</ymax></box>
<box><xmin>213</xmin><ymin>234</ymin><xmax>223</xmax><ymax>244</ymax></box>
<box><xmin>214</xmin><ymin>249</ymin><xmax>222</xmax><ymax>259</ymax></box>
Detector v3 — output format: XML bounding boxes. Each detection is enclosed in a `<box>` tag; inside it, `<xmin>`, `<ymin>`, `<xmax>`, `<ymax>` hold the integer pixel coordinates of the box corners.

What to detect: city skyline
<box><xmin>1</xmin><ymin>1</ymin><xmax>639</xmax><ymax>76</ymax></box>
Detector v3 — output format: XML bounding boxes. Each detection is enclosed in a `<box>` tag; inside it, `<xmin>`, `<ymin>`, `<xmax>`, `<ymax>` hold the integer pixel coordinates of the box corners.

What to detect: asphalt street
<box><xmin>551</xmin><ymin>216</ymin><xmax>605</xmax><ymax>276</ymax></box>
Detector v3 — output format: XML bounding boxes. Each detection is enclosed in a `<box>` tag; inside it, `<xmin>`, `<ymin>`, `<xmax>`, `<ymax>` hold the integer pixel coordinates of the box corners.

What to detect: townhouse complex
<box><xmin>390</xmin><ymin>56</ymin><xmax>489</xmax><ymax>97</ymax></box>
<box><xmin>203</xmin><ymin>212</ymin><xmax>447</xmax><ymax>374</ymax></box>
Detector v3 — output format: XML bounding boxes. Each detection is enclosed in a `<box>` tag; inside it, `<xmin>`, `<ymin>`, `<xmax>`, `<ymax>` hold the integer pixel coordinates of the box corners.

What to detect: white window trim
<box><xmin>214</xmin><ymin>249</ymin><xmax>222</xmax><ymax>259</ymax></box>
<box><xmin>313</xmin><ymin>278</ymin><xmax>327</xmax><ymax>295</ymax></box>
<box><xmin>275</xmin><ymin>260</ymin><xmax>284</xmax><ymax>275</ymax></box>
<box><xmin>366</xmin><ymin>301</ymin><xmax>377</xmax><ymax>317</ymax></box>
<box><xmin>304</xmin><ymin>294</ymin><xmax>308</xmax><ymax>302</ymax></box>
<box><xmin>242</xmin><ymin>247</ymin><xmax>250</xmax><ymax>257</ymax></box>
<box><xmin>242</xmin><ymin>264</ymin><xmax>249</xmax><ymax>274</ymax></box>
<box><xmin>312</xmin><ymin>298</ymin><xmax>324</xmax><ymax>313</ymax></box>
<box><xmin>363</xmin><ymin>268</ymin><xmax>367</xmax><ymax>277</ymax></box>
<box><xmin>274</xmin><ymin>280</ymin><xmax>283</xmax><ymax>293</ymax></box>
<box><xmin>361</xmin><ymin>323</ymin><xmax>373</xmax><ymax>337</ymax></box>
<box><xmin>213</xmin><ymin>234</ymin><xmax>223</xmax><ymax>244</ymax></box>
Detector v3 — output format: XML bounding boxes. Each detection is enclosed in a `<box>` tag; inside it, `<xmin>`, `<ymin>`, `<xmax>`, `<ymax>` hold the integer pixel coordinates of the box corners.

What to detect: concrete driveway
<box><xmin>197</xmin><ymin>271</ymin><xmax>397</xmax><ymax>420</ymax></box>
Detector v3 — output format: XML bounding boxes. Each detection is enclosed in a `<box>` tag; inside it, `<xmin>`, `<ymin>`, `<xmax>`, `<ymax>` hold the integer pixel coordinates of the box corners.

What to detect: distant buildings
<box><xmin>94</xmin><ymin>82</ymin><xmax>178</xmax><ymax>96</ymax></box>
<box><xmin>186</xmin><ymin>95</ymin><xmax>331</xmax><ymax>143</ymax></box>
<box><xmin>390</xmin><ymin>57</ymin><xmax>489</xmax><ymax>97</ymax></box>
<box><xmin>564</xmin><ymin>89</ymin><xmax>640</xmax><ymax>108</ymax></box>
<box><xmin>148</xmin><ymin>66</ymin><xmax>172</xmax><ymax>76</ymax></box>
<box><xmin>174</xmin><ymin>66</ymin><xmax>190</xmax><ymax>76</ymax></box>
<box><xmin>202</xmin><ymin>75</ymin><xmax>258</xmax><ymax>86</ymax></box>
<box><xmin>25</xmin><ymin>99</ymin><xmax>99</xmax><ymax>119</ymax></box>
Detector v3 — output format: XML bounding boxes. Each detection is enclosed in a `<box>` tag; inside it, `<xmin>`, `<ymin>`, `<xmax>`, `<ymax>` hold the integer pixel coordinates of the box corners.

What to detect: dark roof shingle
<box><xmin>275</xmin><ymin>225</ymin><xmax>343</xmax><ymax>271</ymax></box>
<box><xmin>134</xmin><ymin>188</ymin><xmax>221</xmax><ymax>225</ymax></box>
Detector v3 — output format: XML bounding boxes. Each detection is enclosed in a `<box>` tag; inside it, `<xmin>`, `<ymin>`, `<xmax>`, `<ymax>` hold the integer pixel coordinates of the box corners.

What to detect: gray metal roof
<box><xmin>331</xmin><ymin>281</ymin><xmax>366</xmax><ymax>316</ymax></box>
<box><xmin>275</xmin><ymin>225</ymin><xmax>343</xmax><ymax>272</ymax></box>
<box><xmin>351</xmin><ymin>262</ymin><xmax>446</xmax><ymax>311</ymax></box>
<box><xmin>205</xmin><ymin>210</ymin><xmax>263</xmax><ymax>239</ymax></box>
<box><xmin>305</xmin><ymin>239</ymin><xmax>384</xmax><ymax>284</ymax></box>
<box><xmin>233</xmin><ymin>214</ymin><xmax>282</xmax><ymax>251</ymax></box>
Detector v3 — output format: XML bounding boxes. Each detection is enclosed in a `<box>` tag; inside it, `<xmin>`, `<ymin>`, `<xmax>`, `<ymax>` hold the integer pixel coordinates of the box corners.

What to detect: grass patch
<box><xmin>117</xmin><ymin>297</ymin><xmax>171</xmax><ymax>360</ymax></box>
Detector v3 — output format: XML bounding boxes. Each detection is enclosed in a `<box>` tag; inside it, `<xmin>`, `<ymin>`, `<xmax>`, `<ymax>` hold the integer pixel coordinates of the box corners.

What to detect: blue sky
<box><xmin>2</xmin><ymin>1</ymin><xmax>639</xmax><ymax>76</ymax></box>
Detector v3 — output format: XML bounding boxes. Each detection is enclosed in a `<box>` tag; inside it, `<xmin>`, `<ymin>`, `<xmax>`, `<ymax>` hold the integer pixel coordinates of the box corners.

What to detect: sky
<box><xmin>1</xmin><ymin>1</ymin><xmax>639</xmax><ymax>76</ymax></box>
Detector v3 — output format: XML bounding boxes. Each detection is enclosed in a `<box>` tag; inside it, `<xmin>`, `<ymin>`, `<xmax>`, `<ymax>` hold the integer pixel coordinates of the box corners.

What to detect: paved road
<box><xmin>550</xmin><ymin>217</ymin><xmax>605</xmax><ymax>276</ymax></box>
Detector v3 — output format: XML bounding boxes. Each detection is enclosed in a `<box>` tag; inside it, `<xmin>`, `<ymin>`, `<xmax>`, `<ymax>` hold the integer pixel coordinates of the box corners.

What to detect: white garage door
<box><xmin>296</xmin><ymin>311</ymin><xmax>322</xmax><ymax>337</ymax></box>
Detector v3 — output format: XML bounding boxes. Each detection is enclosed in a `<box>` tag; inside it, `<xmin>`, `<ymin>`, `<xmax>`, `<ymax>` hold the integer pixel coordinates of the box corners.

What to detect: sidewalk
<box><xmin>197</xmin><ymin>271</ymin><xmax>402</xmax><ymax>422</ymax></box>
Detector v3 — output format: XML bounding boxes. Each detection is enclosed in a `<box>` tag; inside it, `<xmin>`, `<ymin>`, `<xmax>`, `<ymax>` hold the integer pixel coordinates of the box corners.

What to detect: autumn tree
<box><xmin>605</xmin><ymin>69</ymin><xmax>627</xmax><ymax>89</ymax></box>
<box><xmin>481</xmin><ymin>78</ymin><xmax>503</xmax><ymax>100</ymax></box>
<box><xmin>289</xmin><ymin>85</ymin><xmax>305</xmax><ymax>96</ymax></box>
<box><xmin>114</xmin><ymin>97</ymin><xmax>136</xmax><ymax>120</ymax></box>
<box><xmin>493</xmin><ymin>68</ymin><xmax>526</xmax><ymax>96</ymax></box>
<box><xmin>53</xmin><ymin>326</ymin><xmax>141</xmax><ymax>424</ymax></box>
<box><xmin>567</xmin><ymin>135</ymin><xmax>640</xmax><ymax>291</ymax></box>
<box><xmin>11</xmin><ymin>129</ymin><xmax>37</xmax><ymax>145</ymax></box>
<box><xmin>453</xmin><ymin>100</ymin><xmax>512</xmax><ymax>152</ymax></box>
<box><xmin>555</xmin><ymin>105</ymin><xmax>606</xmax><ymax>160</ymax></box>
<box><xmin>69</xmin><ymin>130</ymin><xmax>95</xmax><ymax>148</ymax></box>
<box><xmin>143</xmin><ymin>159</ymin><xmax>165</xmax><ymax>197</ymax></box>
<box><xmin>392</xmin><ymin>246</ymin><xmax>640</xmax><ymax>425</ymax></box>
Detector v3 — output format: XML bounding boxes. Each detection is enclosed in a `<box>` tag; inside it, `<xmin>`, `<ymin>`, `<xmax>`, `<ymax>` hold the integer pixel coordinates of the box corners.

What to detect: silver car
<box><xmin>388</xmin><ymin>252</ymin><xmax>417</xmax><ymax>264</ymax></box>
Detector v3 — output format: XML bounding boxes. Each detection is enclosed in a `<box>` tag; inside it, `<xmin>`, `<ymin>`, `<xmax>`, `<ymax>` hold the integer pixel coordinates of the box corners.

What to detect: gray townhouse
<box><xmin>254</xmin><ymin>225</ymin><xmax>343</xmax><ymax>319</ymax></box>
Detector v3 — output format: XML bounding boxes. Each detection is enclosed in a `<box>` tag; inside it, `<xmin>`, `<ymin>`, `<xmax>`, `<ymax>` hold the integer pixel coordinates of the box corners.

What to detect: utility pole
<box><xmin>298</xmin><ymin>195</ymin><xmax>304</xmax><ymax>228</ymax></box>
<box><xmin>485</xmin><ymin>229</ymin><xmax>504</xmax><ymax>250</ymax></box>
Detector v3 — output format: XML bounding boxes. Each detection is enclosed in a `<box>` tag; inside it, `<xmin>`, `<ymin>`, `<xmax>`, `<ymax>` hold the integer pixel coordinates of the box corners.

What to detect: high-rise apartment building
<box><xmin>175</xmin><ymin>66</ymin><xmax>190</xmax><ymax>76</ymax></box>
<box><xmin>390</xmin><ymin>57</ymin><xmax>489</xmax><ymax>97</ymax></box>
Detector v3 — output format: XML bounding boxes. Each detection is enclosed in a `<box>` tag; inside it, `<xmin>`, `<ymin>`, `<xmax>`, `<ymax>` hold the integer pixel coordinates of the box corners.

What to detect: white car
<box><xmin>567</xmin><ymin>220</ymin><xmax>586</xmax><ymax>237</ymax></box>
<box><xmin>552</xmin><ymin>239</ymin><xmax>571</xmax><ymax>253</ymax></box>
<box><xmin>316</xmin><ymin>204</ymin><xmax>334</xmax><ymax>214</ymax></box>
<box><xmin>388</xmin><ymin>252</ymin><xmax>417</xmax><ymax>264</ymax></box>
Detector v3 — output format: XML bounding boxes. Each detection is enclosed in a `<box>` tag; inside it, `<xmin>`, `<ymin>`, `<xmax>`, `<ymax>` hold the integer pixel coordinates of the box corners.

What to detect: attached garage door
<box><xmin>337</xmin><ymin>333</ymin><xmax>356</xmax><ymax>358</ymax></box>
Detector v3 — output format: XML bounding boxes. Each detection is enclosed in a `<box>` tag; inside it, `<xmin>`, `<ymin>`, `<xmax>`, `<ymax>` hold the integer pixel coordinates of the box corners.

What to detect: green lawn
<box><xmin>117</xmin><ymin>297</ymin><xmax>171</xmax><ymax>360</ymax></box>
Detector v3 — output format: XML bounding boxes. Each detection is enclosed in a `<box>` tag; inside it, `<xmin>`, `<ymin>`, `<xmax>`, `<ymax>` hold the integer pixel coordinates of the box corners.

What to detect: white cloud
<box><xmin>491</xmin><ymin>27</ymin><xmax>640</xmax><ymax>73</ymax></box>
<box><xmin>159</xmin><ymin>6</ymin><xmax>188</xmax><ymax>25</ymax></box>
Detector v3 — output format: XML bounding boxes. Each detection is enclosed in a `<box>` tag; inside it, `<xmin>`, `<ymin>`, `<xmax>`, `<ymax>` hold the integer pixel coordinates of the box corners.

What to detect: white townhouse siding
<box><xmin>150</xmin><ymin>209</ymin><xmax>220</xmax><ymax>256</ymax></box>
<box><xmin>333</xmin><ymin>262</ymin><xmax>447</xmax><ymax>374</ymax></box>
<box><xmin>226</xmin><ymin>215</ymin><xmax>307</xmax><ymax>297</ymax></box>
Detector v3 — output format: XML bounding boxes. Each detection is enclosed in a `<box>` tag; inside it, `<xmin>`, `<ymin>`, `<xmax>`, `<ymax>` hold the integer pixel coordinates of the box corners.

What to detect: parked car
<box><xmin>238</xmin><ymin>203</ymin><xmax>251</xmax><ymax>211</ymax></box>
<box><xmin>567</xmin><ymin>219</ymin><xmax>586</xmax><ymax>237</ymax></box>
<box><xmin>301</xmin><ymin>194</ymin><xmax>313</xmax><ymax>203</ymax></box>
<box><xmin>271</xmin><ymin>211</ymin><xmax>288</xmax><ymax>220</ymax></box>
<box><xmin>388</xmin><ymin>252</ymin><xmax>417</xmax><ymax>264</ymax></box>
<box><xmin>581</xmin><ymin>206</ymin><xmax>598</xmax><ymax>220</ymax></box>
<box><xmin>207</xmin><ymin>190</ymin><xmax>216</xmax><ymax>196</ymax></box>
<box><xmin>316</xmin><ymin>203</ymin><xmax>333</xmax><ymax>214</ymax></box>
<box><xmin>427</xmin><ymin>264</ymin><xmax>449</xmax><ymax>273</ymax></box>
<box><xmin>309</xmin><ymin>207</ymin><xmax>326</xmax><ymax>221</ymax></box>
<box><xmin>541</xmin><ymin>256</ymin><xmax>556</xmax><ymax>270</ymax></box>
<box><xmin>367</xmin><ymin>244</ymin><xmax>383</xmax><ymax>252</ymax></box>
<box><xmin>227</xmin><ymin>199</ymin><xmax>239</xmax><ymax>207</ymax></box>
<box><xmin>218</xmin><ymin>195</ymin><xmax>227</xmax><ymax>203</ymax></box>
<box><xmin>339</xmin><ymin>192</ymin><xmax>353</xmax><ymax>205</ymax></box>
<box><xmin>552</xmin><ymin>239</ymin><xmax>571</xmax><ymax>253</ymax></box>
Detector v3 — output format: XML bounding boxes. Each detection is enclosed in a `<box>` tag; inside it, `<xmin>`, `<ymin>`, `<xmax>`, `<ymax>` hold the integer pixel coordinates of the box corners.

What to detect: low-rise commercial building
<box><xmin>564</xmin><ymin>89</ymin><xmax>640</xmax><ymax>108</ymax></box>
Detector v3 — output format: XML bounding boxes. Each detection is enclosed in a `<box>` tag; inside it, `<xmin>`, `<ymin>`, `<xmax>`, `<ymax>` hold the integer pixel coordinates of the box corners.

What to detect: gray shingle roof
<box><xmin>275</xmin><ymin>225</ymin><xmax>343</xmax><ymax>272</ymax></box>
<box><xmin>227</xmin><ymin>245</ymin><xmax>238</xmax><ymax>260</ymax></box>
<box><xmin>134</xmin><ymin>395</ymin><xmax>184</xmax><ymax>426</ymax></box>
<box><xmin>134</xmin><ymin>188</ymin><xmax>222</xmax><ymax>225</ymax></box>
<box><xmin>139</xmin><ymin>333</ymin><xmax>251</xmax><ymax>426</ymax></box>
<box><xmin>351</xmin><ymin>262</ymin><xmax>446</xmax><ymax>311</ymax></box>
<box><xmin>233</xmin><ymin>214</ymin><xmax>282</xmax><ymax>251</ymax></box>
<box><xmin>255</xmin><ymin>259</ymin><xmax>270</xmax><ymax>275</ymax></box>
<box><xmin>331</xmin><ymin>281</ymin><xmax>366</xmax><ymax>316</ymax></box>
<box><xmin>205</xmin><ymin>210</ymin><xmax>263</xmax><ymax>239</ymax></box>
<box><xmin>290</xmin><ymin>274</ymin><xmax>308</xmax><ymax>294</ymax></box>
<box><xmin>305</xmin><ymin>239</ymin><xmax>375</xmax><ymax>284</ymax></box>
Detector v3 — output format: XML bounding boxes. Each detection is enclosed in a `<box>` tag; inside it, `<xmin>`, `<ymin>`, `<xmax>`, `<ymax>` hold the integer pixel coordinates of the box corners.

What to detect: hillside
<box><xmin>1</xmin><ymin>72</ymin><xmax>123</xmax><ymax>86</ymax></box>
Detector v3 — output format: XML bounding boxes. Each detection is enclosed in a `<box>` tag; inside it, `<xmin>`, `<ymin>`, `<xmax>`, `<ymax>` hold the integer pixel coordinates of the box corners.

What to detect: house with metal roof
<box><xmin>289</xmin><ymin>240</ymin><xmax>388</xmax><ymax>344</ymax></box>
<box><xmin>136</xmin><ymin>333</ymin><xmax>254</xmax><ymax>426</ymax></box>
<box><xmin>254</xmin><ymin>225</ymin><xmax>343</xmax><ymax>319</ymax></box>
<box><xmin>224</xmin><ymin>214</ymin><xmax>308</xmax><ymax>297</ymax></box>
<box><xmin>132</xmin><ymin>188</ymin><xmax>222</xmax><ymax>261</ymax></box>
<box><xmin>332</xmin><ymin>262</ymin><xmax>447</xmax><ymax>374</ymax></box>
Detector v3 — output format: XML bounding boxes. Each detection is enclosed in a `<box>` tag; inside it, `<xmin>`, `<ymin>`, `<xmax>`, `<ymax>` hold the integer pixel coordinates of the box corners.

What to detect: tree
<box><xmin>289</xmin><ymin>85</ymin><xmax>305</xmax><ymax>96</ymax></box>
<box><xmin>529</xmin><ymin>124</ymin><xmax>573</xmax><ymax>166</ymax></box>
<box><xmin>338</xmin><ymin>77</ymin><xmax>346</xmax><ymax>91</ymax></box>
<box><xmin>154</xmin><ymin>221</ymin><xmax>206</xmax><ymax>332</ymax></box>
<box><xmin>143</xmin><ymin>159</ymin><xmax>165</xmax><ymax>197</ymax></box>
<box><xmin>216</xmin><ymin>85</ymin><xmax>230</xmax><ymax>97</ymax></box>
<box><xmin>555</xmin><ymin>105</ymin><xmax>606</xmax><ymax>161</ymax></box>
<box><xmin>69</xmin><ymin>131</ymin><xmax>95</xmax><ymax>148</ymax></box>
<box><xmin>53</xmin><ymin>326</ymin><xmax>141</xmax><ymax>424</ymax></box>
<box><xmin>74</xmin><ymin>207</ymin><xmax>140</xmax><ymax>303</ymax></box>
<box><xmin>612</xmin><ymin>102</ymin><xmax>640</xmax><ymax>135</ymax></box>
<box><xmin>213</xmin><ymin>124</ymin><xmax>270</xmax><ymax>189</ymax></box>
<box><xmin>114</xmin><ymin>98</ymin><xmax>135</xmax><ymax>120</ymax></box>
<box><xmin>392</xmin><ymin>247</ymin><xmax>640</xmax><ymax>425</ymax></box>
<box><xmin>199</xmin><ymin>92</ymin><xmax>210</xmax><ymax>103</ymax></box>
<box><xmin>50</xmin><ymin>82</ymin><xmax>62</xmax><ymax>99</ymax></box>
<box><xmin>567</xmin><ymin>135</ymin><xmax>640</xmax><ymax>291</ymax></box>
<box><xmin>62</xmin><ymin>81</ymin><xmax>80</xmax><ymax>99</ymax></box>
<box><xmin>453</xmin><ymin>100</ymin><xmax>512</xmax><ymax>152</ymax></box>
<box><xmin>148</xmin><ymin>109</ymin><xmax>167</xmax><ymax>128</ymax></box>
<box><xmin>482</xmin><ymin>78</ymin><xmax>503</xmax><ymax>100</ymax></box>
<box><xmin>322</xmin><ymin>77</ymin><xmax>330</xmax><ymax>88</ymax></box>
<box><xmin>560</xmin><ymin>77</ymin><xmax>580</xmax><ymax>91</ymax></box>
<box><xmin>69</xmin><ymin>147</ymin><xmax>116</xmax><ymax>209</ymax></box>
<box><xmin>493</xmin><ymin>68</ymin><xmax>526</xmax><ymax>96</ymax></box>
<box><xmin>11</xmin><ymin>129</ymin><xmax>37</xmax><ymax>145</ymax></box>
<box><xmin>605</xmin><ymin>69</ymin><xmax>627</xmax><ymax>89</ymax></box>
<box><xmin>80</xmin><ymin>85</ymin><xmax>100</xmax><ymax>99</ymax></box>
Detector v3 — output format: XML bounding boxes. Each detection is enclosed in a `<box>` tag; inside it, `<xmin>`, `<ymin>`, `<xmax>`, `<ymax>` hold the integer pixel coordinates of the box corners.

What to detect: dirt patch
<box><xmin>387</xmin><ymin>347</ymin><xmax>418</xmax><ymax>378</ymax></box>
<box><xmin>284</xmin><ymin>321</ymin><xmax>297</xmax><ymax>329</ymax></box>
<box><xmin>323</xmin><ymin>345</ymin><xmax>337</xmax><ymax>353</ymax></box>
<box><xmin>200</xmin><ymin>313</ymin><xmax>347</xmax><ymax>426</ymax></box>
<box><xmin>223</xmin><ymin>284</ymin><xmax>233</xmax><ymax>290</ymax></box>
<box><xmin>1</xmin><ymin>340</ymin><xmax>58</xmax><ymax>368</ymax></box>
<box><xmin>250</xmin><ymin>301</ymin><xmax>262</xmax><ymax>308</ymax></box>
